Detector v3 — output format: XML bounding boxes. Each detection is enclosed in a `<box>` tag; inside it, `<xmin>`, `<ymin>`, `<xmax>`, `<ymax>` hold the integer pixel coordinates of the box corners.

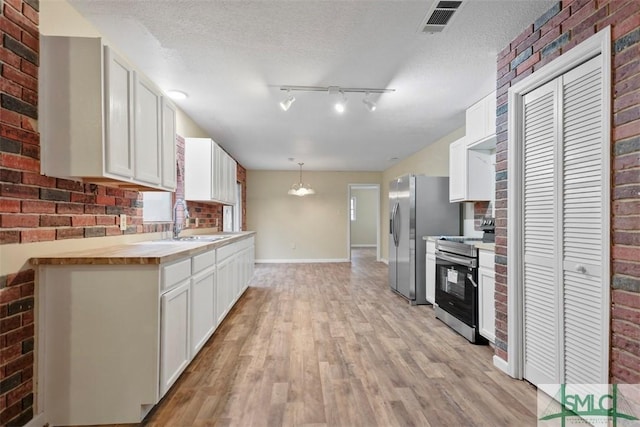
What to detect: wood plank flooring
<box><xmin>140</xmin><ymin>248</ymin><xmax>537</xmax><ymax>426</ymax></box>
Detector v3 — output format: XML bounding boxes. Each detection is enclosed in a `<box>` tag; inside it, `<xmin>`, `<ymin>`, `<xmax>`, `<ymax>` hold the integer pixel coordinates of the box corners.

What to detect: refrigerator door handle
<box><xmin>391</xmin><ymin>202</ymin><xmax>398</xmax><ymax>247</ymax></box>
<box><xmin>393</xmin><ymin>203</ymin><xmax>400</xmax><ymax>247</ymax></box>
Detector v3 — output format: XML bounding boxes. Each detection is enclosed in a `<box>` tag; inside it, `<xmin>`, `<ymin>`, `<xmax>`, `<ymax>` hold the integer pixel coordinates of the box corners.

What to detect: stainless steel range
<box><xmin>434</xmin><ymin>237</ymin><xmax>486</xmax><ymax>343</ymax></box>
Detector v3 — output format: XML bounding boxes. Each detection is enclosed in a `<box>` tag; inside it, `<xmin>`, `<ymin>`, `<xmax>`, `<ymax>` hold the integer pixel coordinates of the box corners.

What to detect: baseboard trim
<box><xmin>380</xmin><ymin>258</ymin><xmax>388</xmax><ymax>265</ymax></box>
<box><xmin>493</xmin><ymin>355</ymin><xmax>510</xmax><ymax>375</ymax></box>
<box><xmin>350</xmin><ymin>244</ymin><xmax>377</xmax><ymax>248</ymax></box>
<box><xmin>256</xmin><ymin>258</ymin><xmax>350</xmax><ymax>264</ymax></box>
<box><xmin>25</xmin><ymin>412</ymin><xmax>46</xmax><ymax>427</ymax></box>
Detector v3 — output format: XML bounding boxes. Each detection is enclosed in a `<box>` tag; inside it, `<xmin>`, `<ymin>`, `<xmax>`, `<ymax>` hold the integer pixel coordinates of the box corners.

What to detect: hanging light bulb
<box><xmin>334</xmin><ymin>91</ymin><xmax>347</xmax><ymax>113</ymax></box>
<box><xmin>280</xmin><ymin>90</ymin><xmax>296</xmax><ymax>111</ymax></box>
<box><xmin>288</xmin><ymin>162</ymin><xmax>315</xmax><ymax>196</ymax></box>
<box><xmin>362</xmin><ymin>92</ymin><xmax>377</xmax><ymax>112</ymax></box>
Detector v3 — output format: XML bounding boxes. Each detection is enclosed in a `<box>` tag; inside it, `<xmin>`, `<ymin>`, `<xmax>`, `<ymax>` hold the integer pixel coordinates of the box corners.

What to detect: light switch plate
<box><xmin>119</xmin><ymin>214</ymin><xmax>127</xmax><ymax>231</ymax></box>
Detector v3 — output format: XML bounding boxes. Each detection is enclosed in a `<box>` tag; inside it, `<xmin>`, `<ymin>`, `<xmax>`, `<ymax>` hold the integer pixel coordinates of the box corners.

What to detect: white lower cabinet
<box><xmin>190</xmin><ymin>265</ymin><xmax>216</xmax><ymax>356</ymax></box>
<box><xmin>478</xmin><ymin>249</ymin><xmax>495</xmax><ymax>343</ymax></box>
<box><xmin>38</xmin><ymin>235</ymin><xmax>255</xmax><ymax>426</ymax></box>
<box><xmin>425</xmin><ymin>240</ymin><xmax>436</xmax><ymax>304</ymax></box>
<box><xmin>160</xmin><ymin>280</ymin><xmax>191</xmax><ymax>396</ymax></box>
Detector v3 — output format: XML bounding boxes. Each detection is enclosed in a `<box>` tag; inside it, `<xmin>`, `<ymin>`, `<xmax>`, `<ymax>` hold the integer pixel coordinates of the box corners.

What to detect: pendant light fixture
<box><xmin>288</xmin><ymin>162</ymin><xmax>315</xmax><ymax>196</ymax></box>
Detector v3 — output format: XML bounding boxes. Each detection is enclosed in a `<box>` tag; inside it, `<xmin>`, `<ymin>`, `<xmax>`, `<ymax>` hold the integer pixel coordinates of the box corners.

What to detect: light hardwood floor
<box><xmin>137</xmin><ymin>248</ymin><xmax>537</xmax><ymax>426</ymax></box>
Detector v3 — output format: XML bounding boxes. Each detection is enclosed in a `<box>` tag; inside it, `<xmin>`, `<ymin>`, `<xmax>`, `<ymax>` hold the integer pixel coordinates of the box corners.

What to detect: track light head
<box><xmin>280</xmin><ymin>91</ymin><xmax>296</xmax><ymax>111</ymax></box>
<box><xmin>334</xmin><ymin>92</ymin><xmax>347</xmax><ymax>113</ymax></box>
<box><xmin>362</xmin><ymin>93</ymin><xmax>377</xmax><ymax>112</ymax></box>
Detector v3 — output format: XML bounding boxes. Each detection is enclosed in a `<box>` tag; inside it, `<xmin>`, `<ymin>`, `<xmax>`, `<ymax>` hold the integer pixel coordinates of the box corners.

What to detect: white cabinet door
<box><xmin>425</xmin><ymin>240</ymin><xmax>436</xmax><ymax>304</ymax></box>
<box><xmin>465</xmin><ymin>100</ymin><xmax>485</xmax><ymax>144</ymax></box>
<box><xmin>466</xmin><ymin>91</ymin><xmax>497</xmax><ymax>148</ymax></box>
<box><xmin>160</xmin><ymin>280</ymin><xmax>190</xmax><ymax>397</ymax></box>
<box><xmin>104</xmin><ymin>46</ymin><xmax>134</xmax><ymax>179</ymax></box>
<box><xmin>161</xmin><ymin>97</ymin><xmax>177</xmax><ymax>190</ymax></box>
<box><xmin>184</xmin><ymin>138</ymin><xmax>214</xmax><ymax>201</ymax></box>
<box><xmin>190</xmin><ymin>266</ymin><xmax>216</xmax><ymax>356</ymax></box>
<box><xmin>216</xmin><ymin>257</ymin><xmax>233</xmax><ymax>325</ymax></box>
<box><xmin>134</xmin><ymin>73</ymin><xmax>162</xmax><ymax>185</ymax></box>
<box><xmin>227</xmin><ymin>155</ymin><xmax>237</xmax><ymax>204</ymax></box>
<box><xmin>449</xmin><ymin>136</ymin><xmax>493</xmax><ymax>202</ymax></box>
<box><xmin>478</xmin><ymin>250</ymin><xmax>495</xmax><ymax>343</ymax></box>
<box><xmin>448</xmin><ymin>137</ymin><xmax>466</xmax><ymax>202</ymax></box>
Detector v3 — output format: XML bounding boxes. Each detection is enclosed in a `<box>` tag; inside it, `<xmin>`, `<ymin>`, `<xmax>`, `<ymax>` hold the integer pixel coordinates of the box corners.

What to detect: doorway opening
<box><xmin>347</xmin><ymin>184</ymin><xmax>381</xmax><ymax>262</ymax></box>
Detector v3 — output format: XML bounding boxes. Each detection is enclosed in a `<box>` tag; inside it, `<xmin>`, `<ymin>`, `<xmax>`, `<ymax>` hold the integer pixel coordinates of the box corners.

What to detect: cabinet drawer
<box><xmin>162</xmin><ymin>258</ymin><xmax>191</xmax><ymax>291</ymax></box>
<box><xmin>479</xmin><ymin>249</ymin><xmax>494</xmax><ymax>270</ymax></box>
<box><xmin>217</xmin><ymin>242</ymin><xmax>239</xmax><ymax>263</ymax></box>
<box><xmin>192</xmin><ymin>249</ymin><xmax>215</xmax><ymax>274</ymax></box>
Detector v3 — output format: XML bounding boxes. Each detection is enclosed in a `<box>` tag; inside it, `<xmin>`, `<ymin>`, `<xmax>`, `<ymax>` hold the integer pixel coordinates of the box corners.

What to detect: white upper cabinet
<box><xmin>104</xmin><ymin>47</ymin><xmax>135</xmax><ymax>178</ymax></box>
<box><xmin>134</xmin><ymin>73</ymin><xmax>162</xmax><ymax>185</ymax></box>
<box><xmin>39</xmin><ymin>36</ymin><xmax>176</xmax><ymax>192</ymax></box>
<box><xmin>465</xmin><ymin>91</ymin><xmax>497</xmax><ymax>149</ymax></box>
<box><xmin>449</xmin><ymin>90</ymin><xmax>497</xmax><ymax>202</ymax></box>
<box><xmin>449</xmin><ymin>136</ymin><xmax>493</xmax><ymax>202</ymax></box>
<box><xmin>161</xmin><ymin>98</ymin><xmax>178</xmax><ymax>189</ymax></box>
<box><xmin>185</xmin><ymin>138</ymin><xmax>237</xmax><ymax>205</ymax></box>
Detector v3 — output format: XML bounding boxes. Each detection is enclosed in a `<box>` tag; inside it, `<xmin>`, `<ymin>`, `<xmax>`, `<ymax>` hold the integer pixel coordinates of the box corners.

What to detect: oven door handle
<box><xmin>435</xmin><ymin>251</ymin><xmax>477</xmax><ymax>269</ymax></box>
<box><xmin>467</xmin><ymin>274</ymin><xmax>478</xmax><ymax>288</ymax></box>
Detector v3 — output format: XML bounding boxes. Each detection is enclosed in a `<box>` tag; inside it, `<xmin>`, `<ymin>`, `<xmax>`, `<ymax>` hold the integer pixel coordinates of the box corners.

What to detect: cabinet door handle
<box><xmin>576</xmin><ymin>265</ymin><xmax>587</xmax><ymax>274</ymax></box>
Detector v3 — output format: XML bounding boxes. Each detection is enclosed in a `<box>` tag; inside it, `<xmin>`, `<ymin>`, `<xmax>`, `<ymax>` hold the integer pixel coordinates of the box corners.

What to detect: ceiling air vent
<box><xmin>419</xmin><ymin>1</ymin><xmax>464</xmax><ymax>34</ymax></box>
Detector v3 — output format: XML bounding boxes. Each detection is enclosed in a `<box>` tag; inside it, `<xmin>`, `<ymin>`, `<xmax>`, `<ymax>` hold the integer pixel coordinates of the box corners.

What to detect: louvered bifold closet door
<box><xmin>522</xmin><ymin>80</ymin><xmax>560</xmax><ymax>386</ymax></box>
<box><xmin>561</xmin><ymin>55</ymin><xmax>605</xmax><ymax>385</ymax></box>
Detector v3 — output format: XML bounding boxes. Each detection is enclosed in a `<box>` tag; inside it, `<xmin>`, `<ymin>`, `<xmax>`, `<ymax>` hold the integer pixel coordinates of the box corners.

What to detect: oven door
<box><xmin>434</xmin><ymin>251</ymin><xmax>477</xmax><ymax>327</ymax></box>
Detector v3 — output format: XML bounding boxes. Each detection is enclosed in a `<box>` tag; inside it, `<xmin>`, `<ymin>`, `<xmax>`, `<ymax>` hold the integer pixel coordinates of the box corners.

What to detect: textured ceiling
<box><xmin>68</xmin><ymin>0</ymin><xmax>555</xmax><ymax>171</ymax></box>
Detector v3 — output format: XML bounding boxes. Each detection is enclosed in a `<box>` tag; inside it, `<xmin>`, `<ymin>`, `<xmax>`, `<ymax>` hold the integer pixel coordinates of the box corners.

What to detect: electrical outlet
<box><xmin>119</xmin><ymin>214</ymin><xmax>127</xmax><ymax>231</ymax></box>
<box><xmin>195</xmin><ymin>218</ymin><xmax>199</xmax><ymax>227</ymax></box>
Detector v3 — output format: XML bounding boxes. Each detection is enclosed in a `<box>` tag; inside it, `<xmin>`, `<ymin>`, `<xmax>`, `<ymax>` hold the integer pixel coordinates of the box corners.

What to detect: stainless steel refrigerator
<box><xmin>389</xmin><ymin>175</ymin><xmax>461</xmax><ymax>304</ymax></box>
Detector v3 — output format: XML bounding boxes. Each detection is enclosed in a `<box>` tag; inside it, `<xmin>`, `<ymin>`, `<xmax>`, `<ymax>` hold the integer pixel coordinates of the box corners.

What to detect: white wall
<box><xmin>247</xmin><ymin>171</ymin><xmax>381</xmax><ymax>261</ymax></box>
<box><xmin>350</xmin><ymin>188</ymin><xmax>377</xmax><ymax>247</ymax></box>
<box><xmin>380</xmin><ymin>127</ymin><xmax>465</xmax><ymax>261</ymax></box>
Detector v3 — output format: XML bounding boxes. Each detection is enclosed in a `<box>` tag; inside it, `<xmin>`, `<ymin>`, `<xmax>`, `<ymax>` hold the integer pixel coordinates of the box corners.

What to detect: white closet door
<box><xmin>561</xmin><ymin>56</ymin><xmax>606</xmax><ymax>384</ymax></box>
<box><xmin>522</xmin><ymin>80</ymin><xmax>561</xmax><ymax>386</ymax></box>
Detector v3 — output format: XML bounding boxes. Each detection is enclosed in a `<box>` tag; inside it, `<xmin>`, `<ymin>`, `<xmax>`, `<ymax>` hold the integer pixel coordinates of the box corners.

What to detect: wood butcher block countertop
<box><xmin>30</xmin><ymin>231</ymin><xmax>256</xmax><ymax>266</ymax></box>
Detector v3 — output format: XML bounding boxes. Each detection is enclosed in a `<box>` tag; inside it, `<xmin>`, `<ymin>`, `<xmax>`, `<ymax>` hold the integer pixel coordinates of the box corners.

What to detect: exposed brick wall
<box><xmin>0</xmin><ymin>270</ymin><xmax>35</xmax><ymax>426</ymax></box>
<box><xmin>494</xmin><ymin>0</ymin><xmax>640</xmax><ymax>383</ymax></box>
<box><xmin>473</xmin><ymin>201</ymin><xmax>492</xmax><ymax>230</ymax></box>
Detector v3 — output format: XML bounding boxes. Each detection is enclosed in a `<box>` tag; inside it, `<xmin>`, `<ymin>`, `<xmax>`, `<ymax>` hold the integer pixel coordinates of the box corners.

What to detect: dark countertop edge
<box><xmin>29</xmin><ymin>231</ymin><xmax>256</xmax><ymax>266</ymax></box>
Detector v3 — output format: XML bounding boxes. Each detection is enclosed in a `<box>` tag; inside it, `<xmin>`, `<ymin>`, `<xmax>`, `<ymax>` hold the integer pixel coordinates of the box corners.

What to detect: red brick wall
<box><xmin>494</xmin><ymin>0</ymin><xmax>640</xmax><ymax>384</ymax></box>
<box><xmin>0</xmin><ymin>3</ymin><xmax>247</xmax><ymax>425</ymax></box>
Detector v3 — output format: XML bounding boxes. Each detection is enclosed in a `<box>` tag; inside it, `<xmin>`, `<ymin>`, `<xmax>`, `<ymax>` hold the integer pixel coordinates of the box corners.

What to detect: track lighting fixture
<box><xmin>362</xmin><ymin>92</ymin><xmax>377</xmax><ymax>112</ymax></box>
<box><xmin>279</xmin><ymin>90</ymin><xmax>296</xmax><ymax>111</ymax></box>
<box><xmin>278</xmin><ymin>85</ymin><xmax>394</xmax><ymax>112</ymax></box>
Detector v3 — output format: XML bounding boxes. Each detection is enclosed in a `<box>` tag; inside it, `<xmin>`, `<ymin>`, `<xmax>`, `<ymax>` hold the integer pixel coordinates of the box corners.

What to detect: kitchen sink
<box><xmin>173</xmin><ymin>235</ymin><xmax>228</xmax><ymax>242</ymax></box>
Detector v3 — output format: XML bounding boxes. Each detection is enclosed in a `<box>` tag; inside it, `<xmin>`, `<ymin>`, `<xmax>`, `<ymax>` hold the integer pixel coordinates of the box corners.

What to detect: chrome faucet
<box><xmin>173</xmin><ymin>198</ymin><xmax>190</xmax><ymax>239</ymax></box>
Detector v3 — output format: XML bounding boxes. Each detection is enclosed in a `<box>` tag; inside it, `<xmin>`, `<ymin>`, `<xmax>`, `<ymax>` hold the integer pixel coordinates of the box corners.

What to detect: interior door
<box><xmin>522</xmin><ymin>54</ymin><xmax>607</xmax><ymax>388</ymax></box>
<box><xmin>560</xmin><ymin>56</ymin><xmax>606</xmax><ymax>385</ymax></box>
<box><xmin>522</xmin><ymin>78</ymin><xmax>560</xmax><ymax>386</ymax></box>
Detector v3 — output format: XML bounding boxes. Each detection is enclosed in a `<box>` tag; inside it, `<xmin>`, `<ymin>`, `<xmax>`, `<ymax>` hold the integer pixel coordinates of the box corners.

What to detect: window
<box><xmin>142</xmin><ymin>192</ymin><xmax>172</xmax><ymax>222</ymax></box>
<box><xmin>350</xmin><ymin>196</ymin><xmax>356</xmax><ymax>221</ymax></box>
